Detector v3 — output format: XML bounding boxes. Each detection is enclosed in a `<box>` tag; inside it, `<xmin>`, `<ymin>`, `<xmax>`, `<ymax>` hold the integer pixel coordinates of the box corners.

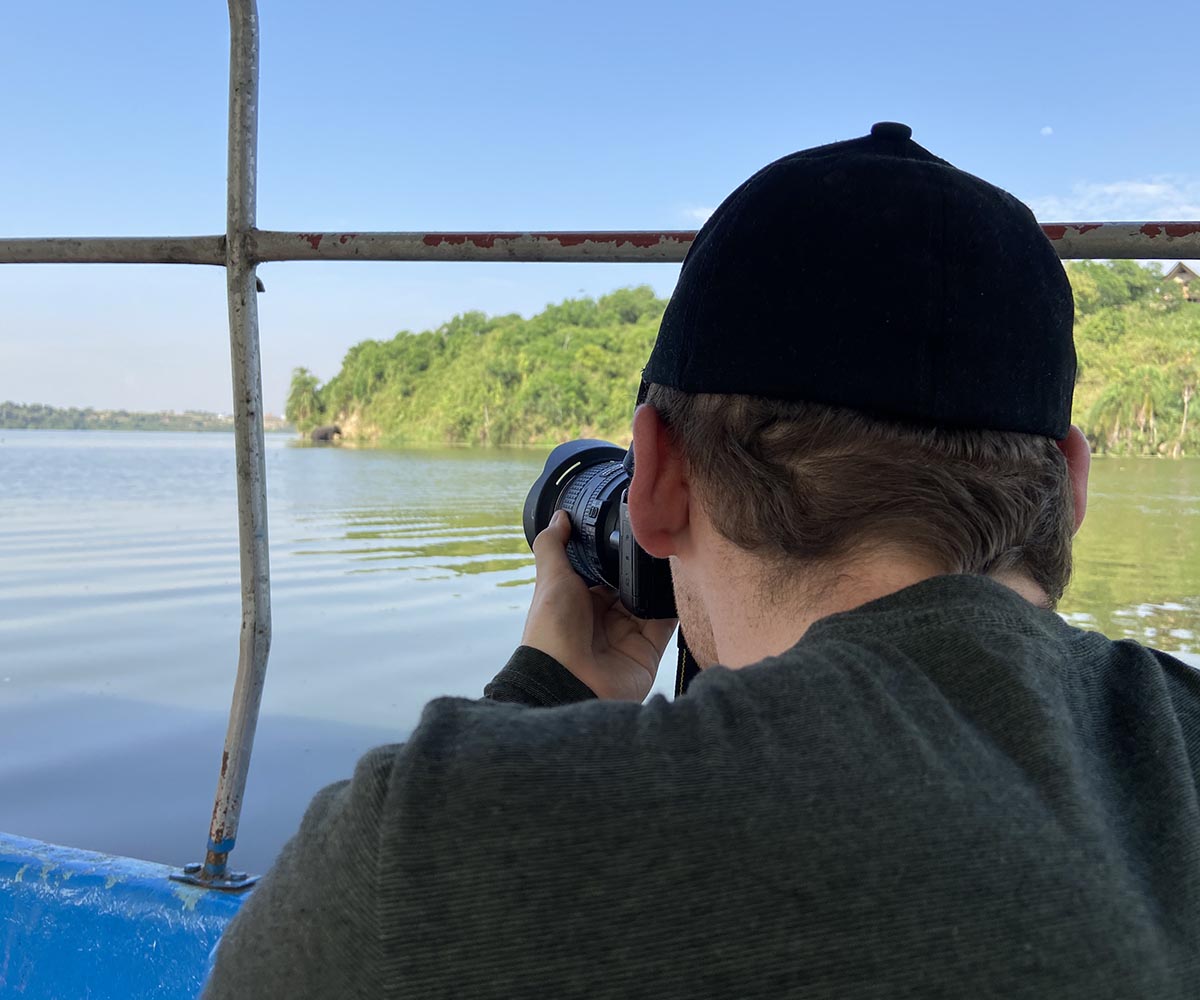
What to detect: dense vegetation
<box><xmin>286</xmin><ymin>286</ymin><xmax>663</xmax><ymax>446</ymax></box>
<box><xmin>1070</xmin><ymin>261</ymin><xmax>1197</xmax><ymax>456</ymax></box>
<box><xmin>287</xmin><ymin>264</ymin><xmax>1199</xmax><ymax>454</ymax></box>
<box><xmin>1</xmin><ymin>402</ymin><xmax>292</xmax><ymax>433</ymax></box>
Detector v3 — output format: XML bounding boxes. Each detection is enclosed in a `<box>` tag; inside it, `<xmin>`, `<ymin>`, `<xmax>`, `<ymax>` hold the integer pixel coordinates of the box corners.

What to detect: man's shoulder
<box><xmin>395</xmin><ymin>691</ymin><xmax>693</xmax><ymax>784</ymax></box>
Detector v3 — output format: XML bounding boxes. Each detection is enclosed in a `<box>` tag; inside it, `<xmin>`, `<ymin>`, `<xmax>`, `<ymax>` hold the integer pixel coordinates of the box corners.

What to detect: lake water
<box><xmin>2</xmin><ymin>430</ymin><xmax>1199</xmax><ymax>874</ymax></box>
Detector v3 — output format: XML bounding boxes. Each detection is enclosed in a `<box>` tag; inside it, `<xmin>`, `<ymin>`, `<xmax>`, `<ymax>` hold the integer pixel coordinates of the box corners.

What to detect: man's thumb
<box><xmin>532</xmin><ymin>509</ymin><xmax>573</xmax><ymax>572</ymax></box>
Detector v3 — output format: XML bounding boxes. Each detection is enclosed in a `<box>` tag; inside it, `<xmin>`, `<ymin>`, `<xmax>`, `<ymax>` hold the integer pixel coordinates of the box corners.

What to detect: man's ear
<box><xmin>627</xmin><ymin>404</ymin><xmax>689</xmax><ymax>558</ymax></box>
<box><xmin>1056</xmin><ymin>424</ymin><xmax>1090</xmax><ymax>534</ymax></box>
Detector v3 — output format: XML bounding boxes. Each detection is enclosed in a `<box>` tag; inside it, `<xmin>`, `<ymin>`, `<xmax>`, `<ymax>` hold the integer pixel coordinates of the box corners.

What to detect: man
<box><xmin>204</xmin><ymin>124</ymin><xmax>1200</xmax><ymax>998</ymax></box>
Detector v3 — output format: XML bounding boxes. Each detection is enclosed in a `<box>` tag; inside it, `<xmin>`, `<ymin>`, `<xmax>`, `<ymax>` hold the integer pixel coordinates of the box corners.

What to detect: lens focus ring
<box><xmin>556</xmin><ymin>461</ymin><xmax>627</xmax><ymax>588</ymax></box>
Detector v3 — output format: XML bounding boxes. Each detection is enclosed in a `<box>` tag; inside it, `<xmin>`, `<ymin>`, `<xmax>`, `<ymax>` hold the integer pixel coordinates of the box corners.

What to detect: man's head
<box><xmin>626</xmin><ymin>123</ymin><xmax>1088</xmax><ymax>666</ymax></box>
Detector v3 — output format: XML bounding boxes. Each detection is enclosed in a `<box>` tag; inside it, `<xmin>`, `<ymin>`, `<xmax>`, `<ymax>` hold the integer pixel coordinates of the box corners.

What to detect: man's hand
<box><xmin>522</xmin><ymin>510</ymin><xmax>678</xmax><ymax>701</ymax></box>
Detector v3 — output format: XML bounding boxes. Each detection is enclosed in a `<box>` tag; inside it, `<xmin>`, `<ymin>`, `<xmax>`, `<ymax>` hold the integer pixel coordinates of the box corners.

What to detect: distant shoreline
<box><xmin>1</xmin><ymin>401</ymin><xmax>292</xmax><ymax>434</ymax></box>
<box><xmin>0</xmin><ymin>426</ymin><xmax>295</xmax><ymax>434</ymax></box>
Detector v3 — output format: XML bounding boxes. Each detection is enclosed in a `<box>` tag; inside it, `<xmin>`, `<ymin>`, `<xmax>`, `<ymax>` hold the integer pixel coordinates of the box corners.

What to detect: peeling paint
<box><xmin>419</xmin><ymin>231</ymin><xmax>692</xmax><ymax>251</ymax></box>
<box><xmin>337</xmin><ymin>233</ymin><xmax>358</xmax><ymax>244</ymax></box>
<box><xmin>547</xmin><ymin>231</ymin><xmax>675</xmax><ymax>249</ymax></box>
<box><xmin>172</xmin><ymin>885</ymin><xmax>204</xmax><ymax>912</ymax></box>
<box><xmin>1140</xmin><ymin>222</ymin><xmax>1200</xmax><ymax>239</ymax></box>
<box><xmin>299</xmin><ymin>233</ymin><xmax>323</xmax><ymax>250</ymax></box>
<box><xmin>1042</xmin><ymin>223</ymin><xmax>1103</xmax><ymax>240</ymax></box>
<box><xmin>422</xmin><ymin>233</ymin><xmax>496</xmax><ymax>249</ymax></box>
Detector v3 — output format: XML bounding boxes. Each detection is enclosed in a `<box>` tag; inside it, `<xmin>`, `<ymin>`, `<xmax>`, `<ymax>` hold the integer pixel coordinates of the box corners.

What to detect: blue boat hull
<box><xmin>0</xmin><ymin>833</ymin><xmax>248</xmax><ymax>999</ymax></box>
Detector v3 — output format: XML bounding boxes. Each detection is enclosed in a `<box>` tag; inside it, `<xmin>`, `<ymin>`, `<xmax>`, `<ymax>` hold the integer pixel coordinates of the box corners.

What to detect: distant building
<box><xmin>1165</xmin><ymin>262</ymin><xmax>1198</xmax><ymax>302</ymax></box>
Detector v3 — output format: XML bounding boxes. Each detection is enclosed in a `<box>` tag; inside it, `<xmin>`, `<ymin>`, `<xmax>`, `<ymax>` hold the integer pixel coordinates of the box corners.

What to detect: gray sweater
<box><xmin>203</xmin><ymin>575</ymin><xmax>1200</xmax><ymax>998</ymax></box>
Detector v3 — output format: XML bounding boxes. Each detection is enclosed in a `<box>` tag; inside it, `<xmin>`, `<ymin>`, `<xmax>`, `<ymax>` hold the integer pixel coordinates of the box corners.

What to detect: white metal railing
<box><xmin>3</xmin><ymin>222</ymin><xmax>1199</xmax><ymax>267</ymax></box>
<box><xmin>2</xmin><ymin>0</ymin><xmax>1198</xmax><ymax>887</ymax></box>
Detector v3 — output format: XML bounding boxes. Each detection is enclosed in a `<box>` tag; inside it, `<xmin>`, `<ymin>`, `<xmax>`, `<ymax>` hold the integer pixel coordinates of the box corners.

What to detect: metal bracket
<box><xmin>170</xmin><ymin>862</ymin><xmax>260</xmax><ymax>891</ymax></box>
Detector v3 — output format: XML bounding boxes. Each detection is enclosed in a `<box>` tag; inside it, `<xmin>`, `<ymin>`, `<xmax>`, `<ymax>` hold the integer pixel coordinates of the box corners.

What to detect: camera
<box><xmin>523</xmin><ymin>440</ymin><xmax>676</xmax><ymax>619</ymax></box>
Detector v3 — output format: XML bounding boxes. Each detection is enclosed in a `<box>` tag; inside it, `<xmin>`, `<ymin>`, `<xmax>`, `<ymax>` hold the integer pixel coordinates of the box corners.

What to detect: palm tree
<box><xmin>1088</xmin><ymin>383</ymin><xmax>1137</xmax><ymax>452</ymax></box>
<box><xmin>285</xmin><ymin>367</ymin><xmax>324</xmax><ymax>431</ymax></box>
<box><xmin>1087</xmin><ymin>366</ymin><xmax>1172</xmax><ymax>454</ymax></box>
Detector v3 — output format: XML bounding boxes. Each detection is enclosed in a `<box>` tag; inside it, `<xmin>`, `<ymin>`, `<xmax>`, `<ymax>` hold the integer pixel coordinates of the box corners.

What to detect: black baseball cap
<box><xmin>642</xmin><ymin>122</ymin><xmax>1076</xmax><ymax>439</ymax></box>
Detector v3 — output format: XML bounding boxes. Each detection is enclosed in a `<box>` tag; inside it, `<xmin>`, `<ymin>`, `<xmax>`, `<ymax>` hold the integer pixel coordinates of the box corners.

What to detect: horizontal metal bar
<box><xmin>0</xmin><ymin>236</ymin><xmax>224</xmax><ymax>265</ymax></box>
<box><xmin>255</xmin><ymin>223</ymin><xmax>1200</xmax><ymax>263</ymax></box>
<box><xmin>1040</xmin><ymin>221</ymin><xmax>1200</xmax><ymax>259</ymax></box>
<box><xmin>252</xmin><ymin>230</ymin><xmax>698</xmax><ymax>263</ymax></box>
<box><xmin>1</xmin><ymin>223</ymin><xmax>1197</xmax><ymax>267</ymax></box>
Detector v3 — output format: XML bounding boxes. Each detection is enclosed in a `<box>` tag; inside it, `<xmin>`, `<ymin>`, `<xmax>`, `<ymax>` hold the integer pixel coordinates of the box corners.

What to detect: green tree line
<box><xmin>288</xmin><ymin>265</ymin><xmax>1200</xmax><ymax>454</ymax></box>
<box><xmin>287</xmin><ymin>286</ymin><xmax>664</xmax><ymax>446</ymax></box>
<box><xmin>1070</xmin><ymin>261</ymin><xmax>1197</xmax><ymax>456</ymax></box>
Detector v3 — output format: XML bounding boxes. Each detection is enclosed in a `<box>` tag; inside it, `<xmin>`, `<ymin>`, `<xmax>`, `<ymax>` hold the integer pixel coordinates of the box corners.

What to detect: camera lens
<box><xmin>555</xmin><ymin>460</ymin><xmax>627</xmax><ymax>587</ymax></box>
<box><xmin>523</xmin><ymin>440</ymin><xmax>629</xmax><ymax>590</ymax></box>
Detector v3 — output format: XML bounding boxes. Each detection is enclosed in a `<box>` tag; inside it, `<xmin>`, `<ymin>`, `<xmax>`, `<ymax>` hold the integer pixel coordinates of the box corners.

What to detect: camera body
<box><xmin>523</xmin><ymin>440</ymin><xmax>676</xmax><ymax>620</ymax></box>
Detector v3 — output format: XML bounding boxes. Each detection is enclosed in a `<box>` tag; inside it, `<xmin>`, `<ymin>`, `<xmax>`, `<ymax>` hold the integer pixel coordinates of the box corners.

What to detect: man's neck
<box><xmin>697</xmin><ymin>546</ymin><xmax>1049</xmax><ymax>670</ymax></box>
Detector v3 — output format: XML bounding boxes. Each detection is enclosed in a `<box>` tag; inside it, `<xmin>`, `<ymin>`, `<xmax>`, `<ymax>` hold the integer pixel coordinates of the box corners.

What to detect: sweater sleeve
<box><xmin>483</xmin><ymin>645</ymin><xmax>598</xmax><ymax>706</ymax></box>
<box><xmin>200</xmin><ymin>745</ymin><xmax>396</xmax><ymax>1000</ymax></box>
<box><xmin>202</xmin><ymin>651</ymin><xmax>594</xmax><ymax>997</ymax></box>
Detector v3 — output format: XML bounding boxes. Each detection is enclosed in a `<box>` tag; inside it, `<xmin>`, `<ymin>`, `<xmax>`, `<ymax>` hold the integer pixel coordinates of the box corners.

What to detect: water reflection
<box><xmin>295</xmin><ymin>502</ymin><xmax>534</xmax><ymax>581</ymax></box>
<box><xmin>2</xmin><ymin>431</ymin><xmax>1198</xmax><ymax>871</ymax></box>
<box><xmin>1062</xmin><ymin>602</ymin><xmax>1200</xmax><ymax>654</ymax></box>
<box><xmin>1061</xmin><ymin>458</ymin><xmax>1200</xmax><ymax>654</ymax></box>
<box><xmin>285</xmin><ymin>449</ymin><xmax>1200</xmax><ymax>659</ymax></box>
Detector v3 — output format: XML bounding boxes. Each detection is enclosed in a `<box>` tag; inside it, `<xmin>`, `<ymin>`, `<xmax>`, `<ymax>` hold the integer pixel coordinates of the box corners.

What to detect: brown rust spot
<box><xmin>420</xmin><ymin>233</ymin><xmax>497</xmax><ymax>248</ymax></box>
<box><xmin>544</xmin><ymin>232</ymin><xmax>692</xmax><ymax>249</ymax></box>
<box><xmin>1041</xmin><ymin>223</ymin><xmax>1103</xmax><ymax>241</ymax></box>
<box><xmin>421</xmin><ymin>231</ymin><xmax>695</xmax><ymax>251</ymax></box>
<box><xmin>1134</xmin><ymin>223</ymin><xmax>1198</xmax><ymax>239</ymax></box>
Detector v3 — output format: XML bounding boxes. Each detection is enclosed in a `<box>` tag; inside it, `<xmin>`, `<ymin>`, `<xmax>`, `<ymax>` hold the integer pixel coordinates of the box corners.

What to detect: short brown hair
<box><xmin>644</xmin><ymin>384</ymin><xmax>1075</xmax><ymax>605</ymax></box>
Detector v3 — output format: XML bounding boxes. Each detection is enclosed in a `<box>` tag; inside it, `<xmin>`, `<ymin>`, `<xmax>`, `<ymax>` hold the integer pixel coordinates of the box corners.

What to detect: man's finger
<box><xmin>531</xmin><ymin>509</ymin><xmax>574</xmax><ymax>579</ymax></box>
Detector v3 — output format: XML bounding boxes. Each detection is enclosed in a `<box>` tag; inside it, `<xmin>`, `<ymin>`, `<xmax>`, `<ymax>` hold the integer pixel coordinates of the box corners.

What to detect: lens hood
<box><xmin>522</xmin><ymin>440</ymin><xmax>626</xmax><ymax>549</ymax></box>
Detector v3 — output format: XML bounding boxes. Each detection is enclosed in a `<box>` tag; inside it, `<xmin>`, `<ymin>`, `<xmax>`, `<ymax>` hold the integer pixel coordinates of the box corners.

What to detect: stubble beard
<box><xmin>669</xmin><ymin>556</ymin><xmax>719</xmax><ymax>669</ymax></box>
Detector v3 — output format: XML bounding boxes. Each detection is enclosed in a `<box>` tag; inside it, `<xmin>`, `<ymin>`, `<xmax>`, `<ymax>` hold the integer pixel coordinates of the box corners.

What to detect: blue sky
<box><xmin>2</xmin><ymin>0</ymin><xmax>1197</xmax><ymax>414</ymax></box>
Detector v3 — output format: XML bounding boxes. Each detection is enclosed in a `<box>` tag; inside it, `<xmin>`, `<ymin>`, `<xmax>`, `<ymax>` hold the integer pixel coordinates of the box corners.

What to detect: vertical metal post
<box><xmin>195</xmin><ymin>0</ymin><xmax>270</xmax><ymax>887</ymax></box>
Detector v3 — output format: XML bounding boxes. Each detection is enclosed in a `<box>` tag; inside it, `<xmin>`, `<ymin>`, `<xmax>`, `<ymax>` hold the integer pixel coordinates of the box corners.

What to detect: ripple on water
<box><xmin>2</xmin><ymin>431</ymin><xmax>1199</xmax><ymax>864</ymax></box>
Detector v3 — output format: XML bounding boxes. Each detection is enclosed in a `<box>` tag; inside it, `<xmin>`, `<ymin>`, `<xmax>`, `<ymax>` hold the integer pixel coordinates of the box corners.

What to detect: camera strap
<box><xmin>674</xmin><ymin>628</ymin><xmax>702</xmax><ymax>697</ymax></box>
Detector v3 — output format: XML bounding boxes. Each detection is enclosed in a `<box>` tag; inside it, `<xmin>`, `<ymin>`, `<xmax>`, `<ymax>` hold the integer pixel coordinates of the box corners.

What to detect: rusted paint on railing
<box><xmin>1040</xmin><ymin>221</ymin><xmax>1200</xmax><ymax>259</ymax></box>
<box><xmin>4</xmin><ymin>223</ymin><xmax>1198</xmax><ymax>267</ymax></box>
<box><xmin>254</xmin><ymin>229</ymin><xmax>698</xmax><ymax>262</ymax></box>
<box><xmin>255</xmin><ymin>223</ymin><xmax>1194</xmax><ymax>262</ymax></box>
<box><xmin>1139</xmin><ymin>223</ymin><xmax>1200</xmax><ymax>239</ymax></box>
